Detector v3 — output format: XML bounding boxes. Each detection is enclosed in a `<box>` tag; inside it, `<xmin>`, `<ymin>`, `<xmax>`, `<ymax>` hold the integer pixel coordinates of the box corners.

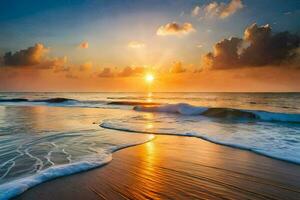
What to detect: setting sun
<box><xmin>145</xmin><ymin>74</ymin><xmax>154</xmax><ymax>84</ymax></box>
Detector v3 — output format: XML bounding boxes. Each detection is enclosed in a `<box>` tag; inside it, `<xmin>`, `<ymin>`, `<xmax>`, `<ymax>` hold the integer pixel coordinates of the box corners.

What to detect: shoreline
<box><xmin>14</xmin><ymin>135</ymin><xmax>300</xmax><ymax>200</ymax></box>
<box><xmin>100</xmin><ymin>124</ymin><xmax>300</xmax><ymax>165</ymax></box>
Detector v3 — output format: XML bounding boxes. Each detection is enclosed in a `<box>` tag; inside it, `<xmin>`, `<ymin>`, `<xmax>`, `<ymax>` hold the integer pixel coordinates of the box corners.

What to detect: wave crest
<box><xmin>134</xmin><ymin>103</ymin><xmax>300</xmax><ymax>123</ymax></box>
<box><xmin>0</xmin><ymin>97</ymin><xmax>75</xmax><ymax>104</ymax></box>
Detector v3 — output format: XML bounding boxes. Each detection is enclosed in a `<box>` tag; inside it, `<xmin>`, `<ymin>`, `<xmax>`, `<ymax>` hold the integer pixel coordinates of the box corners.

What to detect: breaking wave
<box><xmin>134</xmin><ymin>103</ymin><xmax>300</xmax><ymax>123</ymax></box>
<box><xmin>100</xmin><ymin>121</ymin><xmax>300</xmax><ymax>165</ymax></box>
<box><xmin>0</xmin><ymin>97</ymin><xmax>75</xmax><ymax>104</ymax></box>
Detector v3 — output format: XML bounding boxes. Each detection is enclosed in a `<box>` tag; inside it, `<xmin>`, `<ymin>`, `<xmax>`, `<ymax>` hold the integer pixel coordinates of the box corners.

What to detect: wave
<box><xmin>0</xmin><ymin>156</ymin><xmax>111</xmax><ymax>200</ymax></box>
<box><xmin>0</xmin><ymin>98</ymin><xmax>29</xmax><ymax>102</ymax></box>
<box><xmin>32</xmin><ymin>98</ymin><xmax>76</xmax><ymax>103</ymax></box>
<box><xmin>1</xmin><ymin>97</ymin><xmax>299</xmax><ymax>123</ymax></box>
<box><xmin>100</xmin><ymin>122</ymin><xmax>300</xmax><ymax>165</ymax></box>
<box><xmin>0</xmin><ymin>98</ymin><xmax>75</xmax><ymax>104</ymax></box>
<box><xmin>0</xmin><ymin>135</ymin><xmax>154</xmax><ymax>200</ymax></box>
<box><xmin>108</xmin><ymin>101</ymin><xmax>161</xmax><ymax>106</ymax></box>
<box><xmin>134</xmin><ymin>103</ymin><xmax>300</xmax><ymax>123</ymax></box>
<box><xmin>0</xmin><ymin>98</ymin><xmax>158</xmax><ymax>108</ymax></box>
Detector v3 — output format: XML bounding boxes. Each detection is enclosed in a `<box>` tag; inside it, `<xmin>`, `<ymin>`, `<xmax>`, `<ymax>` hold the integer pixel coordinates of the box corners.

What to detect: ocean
<box><xmin>0</xmin><ymin>92</ymin><xmax>299</xmax><ymax>199</ymax></box>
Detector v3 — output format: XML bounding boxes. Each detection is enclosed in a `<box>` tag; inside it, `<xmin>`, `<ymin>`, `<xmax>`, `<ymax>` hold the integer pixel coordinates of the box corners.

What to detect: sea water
<box><xmin>0</xmin><ymin>92</ymin><xmax>299</xmax><ymax>199</ymax></box>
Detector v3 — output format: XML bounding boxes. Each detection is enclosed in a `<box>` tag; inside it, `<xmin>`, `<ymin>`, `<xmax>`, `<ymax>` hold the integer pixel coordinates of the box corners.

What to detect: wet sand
<box><xmin>15</xmin><ymin>135</ymin><xmax>300</xmax><ymax>200</ymax></box>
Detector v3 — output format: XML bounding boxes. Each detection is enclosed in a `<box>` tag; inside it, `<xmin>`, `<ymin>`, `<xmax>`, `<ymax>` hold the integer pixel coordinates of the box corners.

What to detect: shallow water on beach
<box><xmin>0</xmin><ymin>92</ymin><xmax>300</xmax><ymax>199</ymax></box>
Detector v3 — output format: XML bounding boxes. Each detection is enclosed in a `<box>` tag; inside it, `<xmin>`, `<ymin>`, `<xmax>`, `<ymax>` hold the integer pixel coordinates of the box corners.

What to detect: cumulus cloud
<box><xmin>119</xmin><ymin>66</ymin><xmax>146</xmax><ymax>77</ymax></box>
<box><xmin>97</xmin><ymin>66</ymin><xmax>148</xmax><ymax>78</ymax></box>
<box><xmin>98</xmin><ymin>67</ymin><xmax>114</xmax><ymax>78</ymax></box>
<box><xmin>79</xmin><ymin>41</ymin><xmax>89</xmax><ymax>49</ymax></box>
<box><xmin>156</xmin><ymin>22</ymin><xmax>195</xmax><ymax>36</ymax></box>
<box><xmin>241</xmin><ymin>24</ymin><xmax>300</xmax><ymax>66</ymax></box>
<box><xmin>202</xmin><ymin>37</ymin><xmax>243</xmax><ymax>69</ymax></box>
<box><xmin>1</xmin><ymin>43</ymin><xmax>70</xmax><ymax>71</ymax></box>
<box><xmin>44</xmin><ymin>56</ymin><xmax>68</xmax><ymax>71</ymax></box>
<box><xmin>192</xmin><ymin>0</ymin><xmax>243</xmax><ymax>19</ymax></box>
<box><xmin>79</xmin><ymin>61</ymin><xmax>93</xmax><ymax>71</ymax></box>
<box><xmin>201</xmin><ymin>23</ymin><xmax>300</xmax><ymax>70</ymax></box>
<box><xmin>170</xmin><ymin>61</ymin><xmax>186</xmax><ymax>73</ymax></box>
<box><xmin>3</xmin><ymin>43</ymin><xmax>48</xmax><ymax>66</ymax></box>
<box><xmin>128</xmin><ymin>41</ymin><xmax>146</xmax><ymax>48</ymax></box>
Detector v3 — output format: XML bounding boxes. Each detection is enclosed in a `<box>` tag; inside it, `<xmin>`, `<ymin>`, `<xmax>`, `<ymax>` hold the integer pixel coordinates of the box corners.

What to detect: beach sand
<box><xmin>14</xmin><ymin>135</ymin><xmax>300</xmax><ymax>200</ymax></box>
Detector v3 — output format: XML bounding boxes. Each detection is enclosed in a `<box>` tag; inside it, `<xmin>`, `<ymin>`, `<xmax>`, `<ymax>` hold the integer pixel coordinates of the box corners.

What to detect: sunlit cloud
<box><xmin>3</xmin><ymin>43</ymin><xmax>49</xmax><ymax>66</ymax></box>
<box><xmin>43</xmin><ymin>56</ymin><xmax>68</xmax><ymax>72</ymax></box>
<box><xmin>169</xmin><ymin>61</ymin><xmax>186</xmax><ymax>73</ymax></box>
<box><xmin>79</xmin><ymin>41</ymin><xmax>89</xmax><ymax>49</ymax></box>
<box><xmin>201</xmin><ymin>23</ymin><xmax>300</xmax><ymax>70</ymax></box>
<box><xmin>98</xmin><ymin>67</ymin><xmax>114</xmax><ymax>78</ymax></box>
<box><xmin>192</xmin><ymin>0</ymin><xmax>243</xmax><ymax>19</ymax></box>
<box><xmin>156</xmin><ymin>22</ymin><xmax>195</xmax><ymax>36</ymax></box>
<box><xmin>79</xmin><ymin>61</ymin><xmax>93</xmax><ymax>71</ymax></box>
<box><xmin>128</xmin><ymin>41</ymin><xmax>146</xmax><ymax>48</ymax></box>
<box><xmin>1</xmin><ymin>43</ymin><xmax>70</xmax><ymax>71</ymax></box>
<box><xmin>119</xmin><ymin>66</ymin><xmax>146</xmax><ymax>77</ymax></box>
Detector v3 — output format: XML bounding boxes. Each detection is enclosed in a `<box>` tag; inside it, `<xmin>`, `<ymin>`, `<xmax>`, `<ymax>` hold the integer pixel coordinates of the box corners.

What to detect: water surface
<box><xmin>0</xmin><ymin>92</ymin><xmax>299</xmax><ymax>199</ymax></box>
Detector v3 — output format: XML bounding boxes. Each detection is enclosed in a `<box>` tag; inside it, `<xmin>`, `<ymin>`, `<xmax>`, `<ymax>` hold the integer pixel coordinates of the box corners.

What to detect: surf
<box><xmin>134</xmin><ymin>103</ymin><xmax>300</xmax><ymax>123</ymax></box>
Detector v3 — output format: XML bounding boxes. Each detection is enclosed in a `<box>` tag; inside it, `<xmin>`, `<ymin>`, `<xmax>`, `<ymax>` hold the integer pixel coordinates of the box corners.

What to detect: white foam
<box><xmin>0</xmin><ymin>133</ymin><xmax>155</xmax><ymax>200</ymax></box>
<box><xmin>0</xmin><ymin>155</ymin><xmax>111</xmax><ymax>200</ymax></box>
<box><xmin>100</xmin><ymin>122</ymin><xmax>300</xmax><ymax>165</ymax></box>
<box><xmin>134</xmin><ymin>103</ymin><xmax>208</xmax><ymax>115</ymax></box>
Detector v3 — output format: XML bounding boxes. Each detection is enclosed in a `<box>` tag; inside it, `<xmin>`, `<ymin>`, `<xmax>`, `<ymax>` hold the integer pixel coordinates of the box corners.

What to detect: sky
<box><xmin>0</xmin><ymin>0</ymin><xmax>299</xmax><ymax>92</ymax></box>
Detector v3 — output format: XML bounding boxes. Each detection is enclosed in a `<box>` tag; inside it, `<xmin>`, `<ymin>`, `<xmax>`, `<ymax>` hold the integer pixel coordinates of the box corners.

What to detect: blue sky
<box><xmin>0</xmin><ymin>1</ymin><xmax>299</xmax><ymax>65</ymax></box>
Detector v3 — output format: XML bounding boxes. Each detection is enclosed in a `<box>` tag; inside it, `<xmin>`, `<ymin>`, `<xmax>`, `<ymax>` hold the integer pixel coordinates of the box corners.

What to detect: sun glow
<box><xmin>145</xmin><ymin>74</ymin><xmax>154</xmax><ymax>84</ymax></box>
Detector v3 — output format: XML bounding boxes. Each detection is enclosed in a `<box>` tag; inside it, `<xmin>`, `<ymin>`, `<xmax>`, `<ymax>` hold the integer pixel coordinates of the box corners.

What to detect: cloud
<box><xmin>170</xmin><ymin>61</ymin><xmax>186</xmax><ymax>73</ymax></box>
<box><xmin>202</xmin><ymin>37</ymin><xmax>243</xmax><ymax>69</ymax></box>
<box><xmin>192</xmin><ymin>6</ymin><xmax>201</xmax><ymax>16</ymax></box>
<box><xmin>156</xmin><ymin>22</ymin><xmax>195</xmax><ymax>36</ymax></box>
<box><xmin>79</xmin><ymin>41</ymin><xmax>89</xmax><ymax>49</ymax></box>
<box><xmin>3</xmin><ymin>43</ymin><xmax>48</xmax><ymax>66</ymax></box>
<box><xmin>79</xmin><ymin>61</ymin><xmax>93</xmax><ymax>71</ymax></box>
<box><xmin>192</xmin><ymin>0</ymin><xmax>243</xmax><ymax>19</ymax></box>
<box><xmin>241</xmin><ymin>24</ymin><xmax>300</xmax><ymax>66</ymax></box>
<box><xmin>97</xmin><ymin>66</ymin><xmax>148</xmax><ymax>78</ymax></box>
<box><xmin>1</xmin><ymin>43</ymin><xmax>69</xmax><ymax>71</ymax></box>
<box><xmin>128</xmin><ymin>41</ymin><xmax>146</xmax><ymax>48</ymax></box>
<box><xmin>201</xmin><ymin>23</ymin><xmax>300</xmax><ymax>70</ymax></box>
<box><xmin>119</xmin><ymin>66</ymin><xmax>146</xmax><ymax>77</ymax></box>
<box><xmin>44</xmin><ymin>56</ymin><xmax>68</xmax><ymax>71</ymax></box>
<box><xmin>98</xmin><ymin>67</ymin><xmax>114</xmax><ymax>77</ymax></box>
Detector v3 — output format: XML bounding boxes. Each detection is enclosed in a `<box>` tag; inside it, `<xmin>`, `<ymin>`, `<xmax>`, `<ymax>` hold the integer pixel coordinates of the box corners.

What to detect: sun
<box><xmin>145</xmin><ymin>74</ymin><xmax>154</xmax><ymax>84</ymax></box>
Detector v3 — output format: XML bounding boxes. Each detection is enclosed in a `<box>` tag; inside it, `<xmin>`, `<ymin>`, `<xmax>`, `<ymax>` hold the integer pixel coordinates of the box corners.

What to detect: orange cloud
<box><xmin>119</xmin><ymin>66</ymin><xmax>146</xmax><ymax>77</ymax></box>
<box><xmin>156</xmin><ymin>22</ymin><xmax>195</xmax><ymax>36</ymax></box>
<box><xmin>79</xmin><ymin>41</ymin><xmax>89</xmax><ymax>49</ymax></box>
<box><xmin>128</xmin><ymin>41</ymin><xmax>146</xmax><ymax>48</ymax></box>
<box><xmin>169</xmin><ymin>61</ymin><xmax>186</xmax><ymax>73</ymax></box>
<box><xmin>192</xmin><ymin>0</ymin><xmax>243</xmax><ymax>19</ymax></box>
<box><xmin>79</xmin><ymin>61</ymin><xmax>93</xmax><ymax>71</ymax></box>
<box><xmin>1</xmin><ymin>43</ymin><xmax>69</xmax><ymax>72</ymax></box>
<box><xmin>98</xmin><ymin>67</ymin><xmax>114</xmax><ymax>78</ymax></box>
<box><xmin>3</xmin><ymin>43</ymin><xmax>48</xmax><ymax>66</ymax></box>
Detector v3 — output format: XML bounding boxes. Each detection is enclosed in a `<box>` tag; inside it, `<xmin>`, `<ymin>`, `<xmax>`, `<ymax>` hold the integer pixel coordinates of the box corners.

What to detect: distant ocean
<box><xmin>0</xmin><ymin>92</ymin><xmax>300</xmax><ymax>199</ymax></box>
